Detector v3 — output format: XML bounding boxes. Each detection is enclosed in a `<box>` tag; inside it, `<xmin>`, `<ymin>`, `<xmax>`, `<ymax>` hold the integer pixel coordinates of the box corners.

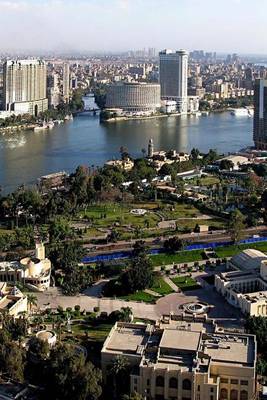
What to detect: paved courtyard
<box><xmin>36</xmin><ymin>283</ymin><xmax>244</xmax><ymax>329</ymax></box>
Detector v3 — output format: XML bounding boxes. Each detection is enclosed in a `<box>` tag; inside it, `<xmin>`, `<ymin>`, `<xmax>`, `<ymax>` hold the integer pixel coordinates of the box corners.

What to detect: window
<box><xmin>147</xmin><ymin>379</ymin><xmax>150</xmax><ymax>386</ymax></box>
<box><xmin>221</xmin><ymin>378</ymin><xmax>228</xmax><ymax>384</ymax></box>
<box><xmin>220</xmin><ymin>388</ymin><xmax>228</xmax><ymax>399</ymax></box>
<box><xmin>156</xmin><ymin>376</ymin><xmax>164</xmax><ymax>387</ymax></box>
<box><xmin>240</xmin><ymin>390</ymin><xmax>248</xmax><ymax>400</ymax></box>
<box><xmin>210</xmin><ymin>396</ymin><xmax>214</xmax><ymax>400</ymax></box>
<box><xmin>240</xmin><ymin>380</ymin><xmax>248</xmax><ymax>386</ymax></box>
<box><xmin>210</xmin><ymin>388</ymin><xmax>214</xmax><ymax>392</ymax></box>
<box><xmin>169</xmin><ymin>377</ymin><xmax>178</xmax><ymax>389</ymax></box>
<box><xmin>230</xmin><ymin>379</ymin><xmax>238</xmax><ymax>385</ymax></box>
<box><xmin>182</xmin><ymin>379</ymin><xmax>192</xmax><ymax>391</ymax></box>
<box><xmin>230</xmin><ymin>389</ymin><xmax>238</xmax><ymax>400</ymax></box>
<box><xmin>197</xmin><ymin>385</ymin><xmax>200</xmax><ymax>391</ymax></box>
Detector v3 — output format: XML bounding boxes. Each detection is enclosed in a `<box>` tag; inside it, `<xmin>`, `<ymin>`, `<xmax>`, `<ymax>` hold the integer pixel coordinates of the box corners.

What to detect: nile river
<box><xmin>0</xmin><ymin>109</ymin><xmax>253</xmax><ymax>193</ymax></box>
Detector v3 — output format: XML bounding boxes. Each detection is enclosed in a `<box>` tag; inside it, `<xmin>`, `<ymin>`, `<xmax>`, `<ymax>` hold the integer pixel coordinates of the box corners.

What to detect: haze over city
<box><xmin>1</xmin><ymin>0</ymin><xmax>267</xmax><ymax>54</ymax></box>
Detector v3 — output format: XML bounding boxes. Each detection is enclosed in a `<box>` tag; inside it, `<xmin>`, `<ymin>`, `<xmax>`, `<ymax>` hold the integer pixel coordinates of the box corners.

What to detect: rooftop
<box><xmin>160</xmin><ymin>329</ymin><xmax>201</xmax><ymax>352</ymax></box>
<box><xmin>231</xmin><ymin>249</ymin><xmax>267</xmax><ymax>271</ymax></box>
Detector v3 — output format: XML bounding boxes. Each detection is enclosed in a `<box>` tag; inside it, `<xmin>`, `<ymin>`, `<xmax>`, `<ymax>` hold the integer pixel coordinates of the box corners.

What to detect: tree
<box><xmin>122</xmin><ymin>393</ymin><xmax>144</xmax><ymax>400</ymax></box>
<box><xmin>191</xmin><ymin>148</ymin><xmax>200</xmax><ymax>162</ymax></box>
<box><xmin>121</xmin><ymin>252</ymin><xmax>154</xmax><ymax>293</ymax></box>
<box><xmin>219</xmin><ymin>159</ymin><xmax>234</xmax><ymax>170</ymax></box>
<box><xmin>46</xmin><ymin>344</ymin><xmax>102</xmax><ymax>400</ymax></box>
<box><xmin>163</xmin><ymin>237</ymin><xmax>185</xmax><ymax>253</ymax></box>
<box><xmin>228</xmin><ymin>209</ymin><xmax>246</xmax><ymax>243</ymax></box>
<box><xmin>110</xmin><ymin>355</ymin><xmax>129</xmax><ymax>399</ymax></box>
<box><xmin>27</xmin><ymin>293</ymin><xmax>37</xmax><ymax>314</ymax></box>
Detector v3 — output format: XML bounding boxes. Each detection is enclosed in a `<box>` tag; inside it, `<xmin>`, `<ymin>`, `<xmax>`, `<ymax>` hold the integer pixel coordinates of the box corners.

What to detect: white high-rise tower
<box><xmin>159</xmin><ymin>49</ymin><xmax>188</xmax><ymax>114</ymax></box>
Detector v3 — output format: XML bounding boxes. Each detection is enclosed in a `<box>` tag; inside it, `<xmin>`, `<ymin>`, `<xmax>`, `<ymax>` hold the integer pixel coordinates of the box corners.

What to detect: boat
<box><xmin>201</xmin><ymin>111</ymin><xmax>209</xmax><ymax>116</ymax></box>
<box><xmin>230</xmin><ymin>108</ymin><xmax>249</xmax><ymax>116</ymax></box>
<box><xmin>48</xmin><ymin>121</ymin><xmax>55</xmax><ymax>130</ymax></box>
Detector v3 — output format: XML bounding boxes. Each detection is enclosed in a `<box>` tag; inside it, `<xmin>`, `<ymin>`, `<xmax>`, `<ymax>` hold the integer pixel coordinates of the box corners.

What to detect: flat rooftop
<box><xmin>202</xmin><ymin>334</ymin><xmax>255</xmax><ymax>366</ymax></box>
<box><xmin>105</xmin><ymin>325</ymin><xmax>148</xmax><ymax>354</ymax></box>
<box><xmin>160</xmin><ymin>329</ymin><xmax>201</xmax><ymax>352</ymax></box>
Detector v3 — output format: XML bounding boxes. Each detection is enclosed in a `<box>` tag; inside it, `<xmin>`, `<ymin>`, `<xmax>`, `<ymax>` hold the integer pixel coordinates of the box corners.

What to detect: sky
<box><xmin>0</xmin><ymin>0</ymin><xmax>267</xmax><ymax>54</ymax></box>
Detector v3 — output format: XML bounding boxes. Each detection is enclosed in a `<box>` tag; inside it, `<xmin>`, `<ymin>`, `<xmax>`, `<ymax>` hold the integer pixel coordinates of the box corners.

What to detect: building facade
<box><xmin>159</xmin><ymin>49</ymin><xmax>188</xmax><ymax>114</ymax></box>
<box><xmin>105</xmin><ymin>82</ymin><xmax>161</xmax><ymax>114</ymax></box>
<box><xmin>0</xmin><ymin>243</ymin><xmax>51</xmax><ymax>292</ymax></box>
<box><xmin>215</xmin><ymin>249</ymin><xmax>267</xmax><ymax>316</ymax></box>
<box><xmin>253</xmin><ymin>79</ymin><xmax>267</xmax><ymax>149</ymax></box>
<box><xmin>102</xmin><ymin>321</ymin><xmax>256</xmax><ymax>400</ymax></box>
<box><xmin>63</xmin><ymin>63</ymin><xmax>70</xmax><ymax>103</ymax></box>
<box><xmin>3</xmin><ymin>59</ymin><xmax>48</xmax><ymax>116</ymax></box>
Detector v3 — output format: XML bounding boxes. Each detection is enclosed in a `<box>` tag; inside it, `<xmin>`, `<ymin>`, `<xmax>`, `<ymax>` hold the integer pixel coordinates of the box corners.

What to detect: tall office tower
<box><xmin>148</xmin><ymin>138</ymin><xmax>154</xmax><ymax>158</ymax></box>
<box><xmin>3</xmin><ymin>59</ymin><xmax>48</xmax><ymax>116</ymax></box>
<box><xmin>48</xmin><ymin>73</ymin><xmax>61</xmax><ymax>108</ymax></box>
<box><xmin>159</xmin><ymin>49</ymin><xmax>188</xmax><ymax>113</ymax></box>
<box><xmin>253</xmin><ymin>79</ymin><xmax>267</xmax><ymax>149</ymax></box>
<box><xmin>63</xmin><ymin>63</ymin><xmax>70</xmax><ymax>103</ymax></box>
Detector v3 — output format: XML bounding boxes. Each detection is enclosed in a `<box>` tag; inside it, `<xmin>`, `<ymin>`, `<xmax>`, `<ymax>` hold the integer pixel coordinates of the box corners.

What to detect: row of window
<box><xmin>220</xmin><ymin>388</ymin><xmax>248</xmax><ymax>400</ymax></box>
<box><xmin>220</xmin><ymin>378</ymin><xmax>248</xmax><ymax>386</ymax></box>
<box><xmin>155</xmin><ymin>376</ymin><xmax>191</xmax><ymax>390</ymax></box>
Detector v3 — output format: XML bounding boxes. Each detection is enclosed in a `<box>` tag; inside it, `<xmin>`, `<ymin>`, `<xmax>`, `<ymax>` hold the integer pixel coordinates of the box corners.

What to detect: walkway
<box><xmin>163</xmin><ymin>276</ymin><xmax>179</xmax><ymax>292</ymax></box>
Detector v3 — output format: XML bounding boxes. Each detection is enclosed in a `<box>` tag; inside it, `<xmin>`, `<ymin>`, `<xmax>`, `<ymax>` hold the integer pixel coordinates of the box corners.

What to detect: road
<box><xmin>84</xmin><ymin>225</ymin><xmax>267</xmax><ymax>255</ymax></box>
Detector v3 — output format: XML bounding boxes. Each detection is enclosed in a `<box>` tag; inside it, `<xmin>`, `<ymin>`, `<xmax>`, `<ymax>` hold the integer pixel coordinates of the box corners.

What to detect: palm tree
<box><xmin>111</xmin><ymin>355</ymin><xmax>129</xmax><ymax>399</ymax></box>
<box><xmin>27</xmin><ymin>294</ymin><xmax>37</xmax><ymax>315</ymax></box>
<box><xmin>120</xmin><ymin>307</ymin><xmax>132</xmax><ymax>322</ymax></box>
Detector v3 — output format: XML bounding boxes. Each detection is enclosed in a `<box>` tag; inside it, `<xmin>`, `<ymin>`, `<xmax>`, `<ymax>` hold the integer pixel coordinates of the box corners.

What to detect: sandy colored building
<box><xmin>105</xmin><ymin>157</ymin><xmax>134</xmax><ymax>171</ymax></box>
<box><xmin>102</xmin><ymin>321</ymin><xmax>256</xmax><ymax>400</ymax></box>
<box><xmin>0</xmin><ymin>283</ymin><xmax>27</xmax><ymax>317</ymax></box>
<box><xmin>215</xmin><ymin>249</ymin><xmax>267</xmax><ymax>316</ymax></box>
<box><xmin>0</xmin><ymin>243</ymin><xmax>51</xmax><ymax>292</ymax></box>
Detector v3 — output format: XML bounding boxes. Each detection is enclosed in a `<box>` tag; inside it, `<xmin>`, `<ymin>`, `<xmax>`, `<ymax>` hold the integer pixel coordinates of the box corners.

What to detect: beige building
<box><xmin>3</xmin><ymin>59</ymin><xmax>48</xmax><ymax>116</ymax></box>
<box><xmin>105</xmin><ymin>157</ymin><xmax>134</xmax><ymax>171</ymax></box>
<box><xmin>0</xmin><ymin>283</ymin><xmax>27</xmax><ymax>317</ymax></box>
<box><xmin>0</xmin><ymin>243</ymin><xmax>51</xmax><ymax>292</ymax></box>
<box><xmin>102</xmin><ymin>321</ymin><xmax>256</xmax><ymax>400</ymax></box>
<box><xmin>215</xmin><ymin>249</ymin><xmax>267</xmax><ymax>316</ymax></box>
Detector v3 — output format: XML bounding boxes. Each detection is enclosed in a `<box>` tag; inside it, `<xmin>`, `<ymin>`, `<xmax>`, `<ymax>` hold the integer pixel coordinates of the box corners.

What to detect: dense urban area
<box><xmin>1</xmin><ymin>44</ymin><xmax>267</xmax><ymax>400</ymax></box>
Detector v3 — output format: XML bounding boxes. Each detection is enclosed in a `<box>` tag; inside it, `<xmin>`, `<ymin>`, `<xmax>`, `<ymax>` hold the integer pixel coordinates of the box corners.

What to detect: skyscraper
<box><xmin>159</xmin><ymin>49</ymin><xmax>188</xmax><ymax>113</ymax></box>
<box><xmin>253</xmin><ymin>79</ymin><xmax>267</xmax><ymax>149</ymax></box>
<box><xmin>3</xmin><ymin>59</ymin><xmax>48</xmax><ymax>116</ymax></box>
<box><xmin>63</xmin><ymin>63</ymin><xmax>70</xmax><ymax>103</ymax></box>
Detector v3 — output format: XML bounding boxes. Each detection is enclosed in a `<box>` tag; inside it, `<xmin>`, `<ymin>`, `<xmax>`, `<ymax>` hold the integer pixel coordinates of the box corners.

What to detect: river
<box><xmin>0</xmin><ymin>103</ymin><xmax>253</xmax><ymax>193</ymax></box>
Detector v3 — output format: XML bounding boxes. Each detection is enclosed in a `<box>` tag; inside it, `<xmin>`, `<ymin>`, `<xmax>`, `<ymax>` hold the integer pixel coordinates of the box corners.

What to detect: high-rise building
<box><xmin>63</xmin><ymin>63</ymin><xmax>70</xmax><ymax>103</ymax></box>
<box><xmin>105</xmin><ymin>82</ymin><xmax>161</xmax><ymax>114</ymax></box>
<box><xmin>148</xmin><ymin>138</ymin><xmax>154</xmax><ymax>158</ymax></box>
<box><xmin>159</xmin><ymin>49</ymin><xmax>188</xmax><ymax>113</ymax></box>
<box><xmin>3</xmin><ymin>59</ymin><xmax>48</xmax><ymax>116</ymax></box>
<box><xmin>253</xmin><ymin>79</ymin><xmax>267</xmax><ymax>149</ymax></box>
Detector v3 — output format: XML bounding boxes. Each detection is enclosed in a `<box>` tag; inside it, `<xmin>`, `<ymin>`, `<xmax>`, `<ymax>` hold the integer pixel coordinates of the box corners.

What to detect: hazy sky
<box><xmin>0</xmin><ymin>0</ymin><xmax>266</xmax><ymax>54</ymax></box>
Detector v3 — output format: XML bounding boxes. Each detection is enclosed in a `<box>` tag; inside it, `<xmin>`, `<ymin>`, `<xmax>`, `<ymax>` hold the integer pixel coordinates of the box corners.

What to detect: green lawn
<box><xmin>150</xmin><ymin>276</ymin><xmax>174</xmax><ymax>295</ymax></box>
<box><xmin>70</xmin><ymin>322</ymin><xmax>112</xmax><ymax>340</ymax></box>
<box><xmin>171</xmin><ymin>275</ymin><xmax>200</xmax><ymax>291</ymax></box>
<box><xmin>150</xmin><ymin>250</ymin><xmax>204</xmax><ymax>267</ymax></box>
<box><xmin>81</xmin><ymin>203</ymin><xmax>161</xmax><ymax>229</ymax></box>
<box><xmin>119</xmin><ymin>291</ymin><xmax>156</xmax><ymax>303</ymax></box>
<box><xmin>160</xmin><ymin>203</ymin><xmax>201</xmax><ymax>220</ymax></box>
<box><xmin>216</xmin><ymin>242</ymin><xmax>267</xmax><ymax>258</ymax></box>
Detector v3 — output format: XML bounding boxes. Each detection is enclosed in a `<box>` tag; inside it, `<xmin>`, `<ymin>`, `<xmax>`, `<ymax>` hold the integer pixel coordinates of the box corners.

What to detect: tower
<box><xmin>159</xmin><ymin>49</ymin><xmax>188</xmax><ymax>114</ymax></box>
<box><xmin>148</xmin><ymin>138</ymin><xmax>154</xmax><ymax>158</ymax></box>
<box><xmin>253</xmin><ymin>79</ymin><xmax>267</xmax><ymax>149</ymax></box>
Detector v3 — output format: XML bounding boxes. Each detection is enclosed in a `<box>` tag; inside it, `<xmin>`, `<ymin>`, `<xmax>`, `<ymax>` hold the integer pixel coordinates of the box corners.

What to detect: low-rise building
<box><xmin>102</xmin><ymin>321</ymin><xmax>256</xmax><ymax>400</ymax></box>
<box><xmin>0</xmin><ymin>283</ymin><xmax>27</xmax><ymax>317</ymax></box>
<box><xmin>105</xmin><ymin>157</ymin><xmax>134</xmax><ymax>171</ymax></box>
<box><xmin>0</xmin><ymin>243</ymin><xmax>51</xmax><ymax>292</ymax></box>
<box><xmin>215</xmin><ymin>249</ymin><xmax>267</xmax><ymax>316</ymax></box>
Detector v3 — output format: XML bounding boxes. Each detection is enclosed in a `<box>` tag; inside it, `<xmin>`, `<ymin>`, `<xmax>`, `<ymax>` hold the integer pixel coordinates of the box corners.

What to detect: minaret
<box><xmin>148</xmin><ymin>138</ymin><xmax>154</xmax><ymax>158</ymax></box>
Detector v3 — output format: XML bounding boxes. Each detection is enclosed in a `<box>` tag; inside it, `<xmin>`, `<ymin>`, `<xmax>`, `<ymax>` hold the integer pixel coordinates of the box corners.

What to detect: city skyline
<box><xmin>1</xmin><ymin>0</ymin><xmax>267</xmax><ymax>54</ymax></box>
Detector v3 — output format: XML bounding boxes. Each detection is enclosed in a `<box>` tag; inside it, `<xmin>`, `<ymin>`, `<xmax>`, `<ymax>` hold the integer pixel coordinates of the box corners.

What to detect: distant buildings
<box><xmin>0</xmin><ymin>243</ymin><xmax>51</xmax><ymax>292</ymax></box>
<box><xmin>253</xmin><ymin>79</ymin><xmax>267</xmax><ymax>149</ymax></box>
<box><xmin>159</xmin><ymin>49</ymin><xmax>188</xmax><ymax>113</ymax></box>
<box><xmin>102</xmin><ymin>321</ymin><xmax>256</xmax><ymax>400</ymax></box>
<box><xmin>105</xmin><ymin>157</ymin><xmax>134</xmax><ymax>171</ymax></box>
<box><xmin>0</xmin><ymin>283</ymin><xmax>27</xmax><ymax>317</ymax></box>
<box><xmin>3</xmin><ymin>59</ymin><xmax>48</xmax><ymax>116</ymax></box>
<box><xmin>105</xmin><ymin>82</ymin><xmax>161</xmax><ymax>114</ymax></box>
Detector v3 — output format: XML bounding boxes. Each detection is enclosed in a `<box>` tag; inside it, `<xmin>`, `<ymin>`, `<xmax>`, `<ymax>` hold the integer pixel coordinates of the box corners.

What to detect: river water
<box><xmin>0</xmin><ymin>103</ymin><xmax>253</xmax><ymax>193</ymax></box>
